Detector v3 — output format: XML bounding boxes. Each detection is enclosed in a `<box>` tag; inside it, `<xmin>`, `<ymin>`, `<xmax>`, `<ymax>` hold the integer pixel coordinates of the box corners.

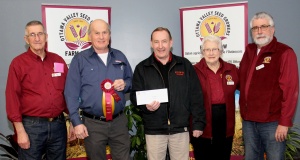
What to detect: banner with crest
<box><xmin>42</xmin><ymin>4</ymin><xmax>111</xmax><ymax>65</ymax></box>
<box><xmin>180</xmin><ymin>2</ymin><xmax>248</xmax><ymax>67</ymax></box>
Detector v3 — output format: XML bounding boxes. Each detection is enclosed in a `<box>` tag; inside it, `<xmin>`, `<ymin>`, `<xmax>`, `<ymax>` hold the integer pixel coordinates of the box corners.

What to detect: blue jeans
<box><xmin>18</xmin><ymin>116</ymin><xmax>67</xmax><ymax>160</ymax></box>
<box><xmin>242</xmin><ymin>121</ymin><xmax>286</xmax><ymax>160</ymax></box>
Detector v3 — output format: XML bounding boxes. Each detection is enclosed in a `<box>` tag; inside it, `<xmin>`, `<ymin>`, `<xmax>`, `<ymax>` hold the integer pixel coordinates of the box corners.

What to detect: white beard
<box><xmin>253</xmin><ymin>34</ymin><xmax>272</xmax><ymax>46</ymax></box>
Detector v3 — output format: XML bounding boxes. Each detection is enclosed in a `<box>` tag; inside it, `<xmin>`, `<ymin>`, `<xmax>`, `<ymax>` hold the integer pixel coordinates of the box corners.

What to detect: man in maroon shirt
<box><xmin>239</xmin><ymin>12</ymin><xmax>299</xmax><ymax>160</ymax></box>
<box><xmin>5</xmin><ymin>20</ymin><xmax>71</xmax><ymax>160</ymax></box>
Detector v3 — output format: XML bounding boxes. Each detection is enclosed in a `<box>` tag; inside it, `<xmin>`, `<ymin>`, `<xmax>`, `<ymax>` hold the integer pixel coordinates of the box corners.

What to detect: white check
<box><xmin>136</xmin><ymin>88</ymin><xmax>168</xmax><ymax>105</ymax></box>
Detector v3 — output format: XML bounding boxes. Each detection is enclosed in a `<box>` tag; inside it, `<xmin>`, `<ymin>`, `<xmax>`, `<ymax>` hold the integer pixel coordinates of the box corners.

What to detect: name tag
<box><xmin>256</xmin><ymin>64</ymin><xmax>265</xmax><ymax>70</ymax></box>
<box><xmin>227</xmin><ymin>81</ymin><xmax>234</xmax><ymax>85</ymax></box>
<box><xmin>54</xmin><ymin>62</ymin><xmax>64</xmax><ymax>73</ymax></box>
<box><xmin>52</xmin><ymin>73</ymin><xmax>61</xmax><ymax>77</ymax></box>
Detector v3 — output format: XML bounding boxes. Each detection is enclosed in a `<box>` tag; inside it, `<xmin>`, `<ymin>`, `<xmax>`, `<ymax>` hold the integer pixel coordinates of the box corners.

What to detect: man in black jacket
<box><xmin>130</xmin><ymin>27</ymin><xmax>206</xmax><ymax>160</ymax></box>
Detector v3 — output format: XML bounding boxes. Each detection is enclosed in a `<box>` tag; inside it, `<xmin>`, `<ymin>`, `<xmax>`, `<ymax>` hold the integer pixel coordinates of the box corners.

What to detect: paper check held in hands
<box><xmin>136</xmin><ymin>88</ymin><xmax>168</xmax><ymax>105</ymax></box>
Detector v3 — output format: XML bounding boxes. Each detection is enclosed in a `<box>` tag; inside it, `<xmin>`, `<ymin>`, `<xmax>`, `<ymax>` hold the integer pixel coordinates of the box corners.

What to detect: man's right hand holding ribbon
<box><xmin>113</xmin><ymin>79</ymin><xmax>126</xmax><ymax>92</ymax></box>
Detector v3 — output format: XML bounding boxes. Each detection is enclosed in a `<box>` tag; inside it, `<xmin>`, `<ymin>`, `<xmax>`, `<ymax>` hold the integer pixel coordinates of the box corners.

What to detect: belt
<box><xmin>82</xmin><ymin>111</ymin><xmax>123</xmax><ymax>121</ymax></box>
<box><xmin>23</xmin><ymin>114</ymin><xmax>64</xmax><ymax>122</ymax></box>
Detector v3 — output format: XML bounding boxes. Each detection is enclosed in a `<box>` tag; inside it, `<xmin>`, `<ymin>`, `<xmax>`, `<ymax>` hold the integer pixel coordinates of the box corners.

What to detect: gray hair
<box><xmin>250</xmin><ymin>12</ymin><xmax>274</xmax><ymax>28</ymax></box>
<box><xmin>201</xmin><ymin>35</ymin><xmax>223</xmax><ymax>53</ymax></box>
<box><xmin>25</xmin><ymin>20</ymin><xmax>45</xmax><ymax>35</ymax></box>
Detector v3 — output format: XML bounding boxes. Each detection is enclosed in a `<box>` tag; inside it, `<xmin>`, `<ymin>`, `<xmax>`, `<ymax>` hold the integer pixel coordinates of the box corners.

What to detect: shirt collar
<box><xmin>153</xmin><ymin>52</ymin><xmax>173</xmax><ymax>65</ymax></box>
<box><xmin>89</xmin><ymin>46</ymin><xmax>112</xmax><ymax>57</ymax></box>
<box><xmin>26</xmin><ymin>48</ymin><xmax>48</xmax><ymax>60</ymax></box>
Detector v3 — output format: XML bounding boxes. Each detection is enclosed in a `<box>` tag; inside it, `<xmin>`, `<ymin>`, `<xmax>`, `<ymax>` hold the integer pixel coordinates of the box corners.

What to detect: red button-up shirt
<box><xmin>6</xmin><ymin>48</ymin><xmax>68</xmax><ymax>122</ymax></box>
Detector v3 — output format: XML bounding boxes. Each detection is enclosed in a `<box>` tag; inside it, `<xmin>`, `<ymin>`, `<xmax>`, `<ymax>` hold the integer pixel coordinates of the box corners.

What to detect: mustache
<box><xmin>255</xmin><ymin>34</ymin><xmax>266</xmax><ymax>39</ymax></box>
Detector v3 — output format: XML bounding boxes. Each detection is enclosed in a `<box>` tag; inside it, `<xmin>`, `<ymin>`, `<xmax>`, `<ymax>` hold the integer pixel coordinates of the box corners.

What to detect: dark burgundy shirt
<box><xmin>6</xmin><ymin>48</ymin><xmax>68</xmax><ymax>122</ymax></box>
<box><xmin>205</xmin><ymin>63</ymin><xmax>226</xmax><ymax>104</ymax></box>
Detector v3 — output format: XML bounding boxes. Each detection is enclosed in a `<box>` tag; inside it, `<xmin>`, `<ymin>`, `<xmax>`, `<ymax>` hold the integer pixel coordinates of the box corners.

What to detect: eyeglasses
<box><xmin>26</xmin><ymin>32</ymin><xmax>45</xmax><ymax>38</ymax></box>
<box><xmin>251</xmin><ymin>25</ymin><xmax>271</xmax><ymax>32</ymax></box>
<box><xmin>203</xmin><ymin>48</ymin><xmax>219</xmax><ymax>53</ymax></box>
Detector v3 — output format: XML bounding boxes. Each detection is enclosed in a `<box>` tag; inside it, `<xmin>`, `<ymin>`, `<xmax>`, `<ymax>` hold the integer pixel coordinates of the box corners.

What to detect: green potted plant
<box><xmin>125</xmin><ymin>103</ymin><xmax>147</xmax><ymax>160</ymax></box>
<box><xmin>285</xmin><ymin>125</ymin><xmax>300</xmax><ymax>160</ymax></box>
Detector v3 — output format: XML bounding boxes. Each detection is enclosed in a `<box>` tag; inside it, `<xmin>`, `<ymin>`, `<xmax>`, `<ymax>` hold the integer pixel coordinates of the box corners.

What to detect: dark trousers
<box><xmin>191</xmin><ymin>104</ymin><xmax>233</xmax><ymax>160</ymax></box>
<box><xmin>83</xmin><ymin>113</ymin><xmax>130</xmax><ymax>160</ymax></box>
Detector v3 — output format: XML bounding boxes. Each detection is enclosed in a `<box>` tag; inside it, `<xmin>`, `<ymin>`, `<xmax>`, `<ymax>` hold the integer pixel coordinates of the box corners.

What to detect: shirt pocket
<box><xmin>51</xmin><ymin>75</ymin><xmax>65</xmax><ymax>90</ymax></box>
<box><xmin>81</xmin><ymin>67</ymin><xmax>99</xmax><ymax>84</ymax></box>
<box><xmin>112</xmin><ymin>62</ymin><xmax>126</xmax><ymax>79</ymax></box>
<box><xmin>52</xmin><ymin>77</ymin><xmax>65</xmax><ymax>90</ymax></box>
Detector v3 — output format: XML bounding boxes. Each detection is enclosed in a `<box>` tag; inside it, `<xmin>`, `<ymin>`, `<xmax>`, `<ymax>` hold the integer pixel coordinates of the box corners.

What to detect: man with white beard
<box><xmin>239</xmin><ymin>12</ymin><xmax>299</xmax><ymax>160</ymax></box>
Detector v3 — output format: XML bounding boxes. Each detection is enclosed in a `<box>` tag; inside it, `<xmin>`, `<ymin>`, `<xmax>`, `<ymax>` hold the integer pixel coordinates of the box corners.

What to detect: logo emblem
<box><xmin>225</xmin><ymin>75</ymin><xmax>232</xmax><ymax>81</ymax></box>
<box><xmin>195</xmin><ymin>11</ymin><xmax>231</xmax><ymax>41</ymax></box>
<box><xmin>226</xmin><ymin>75</ymin><xmax>234</xmax><ymax>85</ymax></box>
<box><xmin>64</xmin><ymin>18</ymin><xmax>91</xmax><ymax>50</ymax></box>
<box><xmin>263</xmin><ymin>56</ymin><xmax>271</xmax><ymax>63</ymax></box>
<box><xmin>59</xmin><ymin>13</ymin><xmax>93</xmax><ymax>56</ymax></box>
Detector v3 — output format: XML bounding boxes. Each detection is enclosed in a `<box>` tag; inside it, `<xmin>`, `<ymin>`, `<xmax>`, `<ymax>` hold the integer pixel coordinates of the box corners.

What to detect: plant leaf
<box><xmin>132</xmin><ymin>113</ymin><xmax>142</xmax><ymax>122</ymax></box>
<box><xmin>285</xmin><ymin>151</ymin><xmax>293</xmax><ymax>160</ymax></box>
<box><xmin>131</xmin><ymin>137</ymin><xmax>136</xmax><ymax>148</ymax></box>
<box><xmin>136</xmin><ymin>137</ymin><xmax>141</xmax><ymax>146</ymax></box>
<box><xmin>287</xmin><ymin>143</ymin><xmax>296</xmax><ymax>152</ymax></box>
<box><xmin>128</xmin><ymin>116</ymin><xmax>133</xmax><ymax>131</ymax></box>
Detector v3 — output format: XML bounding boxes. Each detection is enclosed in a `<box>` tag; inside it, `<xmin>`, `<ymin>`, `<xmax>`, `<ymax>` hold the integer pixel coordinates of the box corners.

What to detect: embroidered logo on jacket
<box><xmin>175</xmin><ymin>71</ymin><xmax>184</xmax><ymax>76</ymax></box>
<box><xmin>115</xmin><ymin>60</ymin><xmax>124</xmax><ymax>70</ymax></box>
<box><xmin>225</xmin><ymin>75</ymin><xmax>232</xmax><ymax>81</ymax></box>
<box><xmin>226</xmin><ymin>75</ymin><xmax>234</xmax><ymax>85</ymax></box>
<box><xmin>262</xmin><ymin>56</ymin><xmax>271</xmax><ymax>63</ymax></box>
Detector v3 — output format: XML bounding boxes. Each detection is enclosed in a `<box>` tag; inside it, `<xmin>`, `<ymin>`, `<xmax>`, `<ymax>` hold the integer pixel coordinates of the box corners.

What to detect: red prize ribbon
<box><xmin>101</xmin><ymin>79</ymin><xmax>121</xmax><ymax>102</ymax></box>
<box><xmin>101</xmin><ymin>79</ymin><xmax>121</xmax><ymax>121</ymax></box>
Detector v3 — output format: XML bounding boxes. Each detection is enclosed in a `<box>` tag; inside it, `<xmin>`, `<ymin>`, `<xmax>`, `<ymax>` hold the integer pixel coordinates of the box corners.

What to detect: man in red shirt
<box><xmin>5</xmin><ymin>20</ymin><xmax>71</xmax><ymax>160</ymax></box>
<box><xmin>239</xmin><ymin>12</ymin><xmax>299</xmax><ymax>160</ymax></box>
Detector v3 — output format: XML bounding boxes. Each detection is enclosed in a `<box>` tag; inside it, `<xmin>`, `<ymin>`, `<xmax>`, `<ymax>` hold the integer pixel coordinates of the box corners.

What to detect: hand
<box><xmin>74</xmin><ymin>124</ymin><xmax>89</xmax><ymax>139</ymax></box>
<box><xmin>146</xmin><ymin>101</ymin><xmax>160</xmax><ymax>111</ymax></box>
<box><xmin>193</xmin><ymin>130</ymin><xmax>203</xmax><ymax>138</ymax></box>
<box><xmin>17</xmin><ymin>131</ymin><xmax>30</xmax><ymax>149</ymax></box>
<box><xmin>68</xmin><ymin>122</ymin><xmax>76</xmax><ymax>142</ymax></box>
<box><xmin>13</xmin><ymin>122</ymin><xmax>30</xmax><ymax>149</ymax></box>
<box><xmin>275</xmin><ymin>125</ymin><xmax>288</xmax><ymax>142</ymax></box>
<box><xmin>113</xmin><ymin>79</ymin><xmax>126</xmax><ymax>91</ymax></box>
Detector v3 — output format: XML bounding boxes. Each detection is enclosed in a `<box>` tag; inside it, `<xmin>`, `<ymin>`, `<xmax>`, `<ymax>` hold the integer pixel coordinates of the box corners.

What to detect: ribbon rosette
<box><xmin>101</xmin><ymin>79</ymin><xmax>121</xmax><ymax>102</ymax></box>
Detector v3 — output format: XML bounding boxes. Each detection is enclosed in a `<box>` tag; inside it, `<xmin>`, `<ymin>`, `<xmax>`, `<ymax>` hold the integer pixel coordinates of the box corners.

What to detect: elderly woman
<box><xmin>191</xmin><ymin>35</ymin><xmax>239</xmax><ymax>160</ymax></box>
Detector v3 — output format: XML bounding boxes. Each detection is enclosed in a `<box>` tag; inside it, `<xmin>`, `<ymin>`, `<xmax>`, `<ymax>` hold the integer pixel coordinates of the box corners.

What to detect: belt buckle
<box><xmin>48</xmin><ymin>118</ymin><xmax>54</xmax><ymax>122</ymax></box>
